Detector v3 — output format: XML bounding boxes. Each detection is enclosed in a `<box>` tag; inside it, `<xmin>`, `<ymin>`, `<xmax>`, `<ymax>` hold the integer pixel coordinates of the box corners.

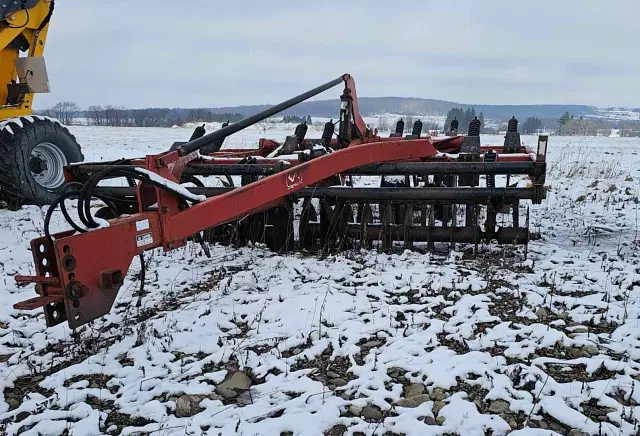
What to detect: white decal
<box><xmin>136</xmin><ymin>219</ymin><xmax>150</xmax><ymax>231</ymax></box>
<box><xmin>286</xmin><ymin>172</ymin><xmax>304</xmax><ymax>190</ymax></box>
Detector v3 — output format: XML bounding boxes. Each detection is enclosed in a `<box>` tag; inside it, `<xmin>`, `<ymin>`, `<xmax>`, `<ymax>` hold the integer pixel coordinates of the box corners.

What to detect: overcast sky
<box><xmin>37</xmin><ymin>0</ymin><xmax>639</xmax><ymax>109</ymax></box>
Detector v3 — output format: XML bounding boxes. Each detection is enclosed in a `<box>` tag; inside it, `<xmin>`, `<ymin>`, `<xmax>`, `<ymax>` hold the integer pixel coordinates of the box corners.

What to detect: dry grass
<box><xmin>548</xmin><ymin>145</ymin><xmax>628</xmax><ymax>180</ymax></box>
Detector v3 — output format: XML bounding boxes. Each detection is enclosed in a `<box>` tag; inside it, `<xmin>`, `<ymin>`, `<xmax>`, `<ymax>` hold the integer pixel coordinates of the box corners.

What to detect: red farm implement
<box><xmin>13</xmin><ymin>74</ymin><xmax>548</xmax><ymax>328</ymax></box>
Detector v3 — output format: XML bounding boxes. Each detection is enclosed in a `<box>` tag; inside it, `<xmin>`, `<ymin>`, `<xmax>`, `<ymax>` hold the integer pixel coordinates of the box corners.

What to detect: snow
<box><xmin>0</xmin><ymin>115</ymin><xmax>63</xmax><ymax>135</ymax></box>
<box><xmin>135</xmin><ymin>167</ymin><xmax>207</xmax><ymax>202</ymax></box>
<box><xmin>1</xmin><ymin>125</ymin><xmax>640</xmax><ymax>435</ymax></box>
<box><xmin>587</xmin><ymin>108</ymin><xmax>640</xmax><ymax>122</ymax></box>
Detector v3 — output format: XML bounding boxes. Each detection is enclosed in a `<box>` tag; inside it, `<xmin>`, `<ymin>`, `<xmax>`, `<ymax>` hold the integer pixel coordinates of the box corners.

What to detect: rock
<box><xmin>348</xmin><ymin>405</ymin><xmax>363</xmax><ymax>416</ymax></box>
<box><xmin>364</xmin><ymin>340</ymin><xmax>382</xmax><ymax>348</ymax></box>
<box><xmin>424</xmin><ymin>416</ymin><xmax>437</xmax><ymax>425</ymax></box>
<box><xmin>361</xmin><ymin>405</ymin><xmax>383</xmax><ymax>421</ymax></box>
<box><xmin>404</xmin><ymin>383</ymin><xmax>425</xmax><ymax>398</ymax></box>
<box><xmin>549</xmin><ymin>421</ymin><xmax>566</xmax><ymax>432</ymax></box>
<box><xmin>598</xmin><ymin>319</ymin><xmax>609</xmax><ymax>328</ymax></box>
<box><xmin>474</xmin><ymin>399</ymin><xmax>483</xmax><ymax>410</ymax></box>
<box><xmin>236</xmin><ymin>390</ymin><xmax>254</xmax><ymax>406</ymax></box>
<box><xmin>436</xmin><ymin>416</ymin><xmax>445</xmax><ymax>425</ymax></box>
<box><xmin>432</xmin><ymin>400</ymin><xmax>446</xmax><ymax>415</ymax></box>
<box><xmin>580</xmin><ymin>350</ymin><xmax>591</xmax><ymax>358</ymax></box>
<box><xmin>411</xmin><ymin>394</ymin><xmax>430</xmax><ymax>406</ymax></box>
<box><xmin>14</xmin><ymin>411</ymin><xmax>30</xmax><ymax>422</ymax></box>
<box><xmin>572</xmin><ymin>326</ymin><xmax>588</xmax><ymax>333</ymax></box>
<box><xmin>584</xmin><ymin>344</ymin><xmax>599</xmax><ymax>356</ymax></box>
<box><xmin>568</xmin><ymin>430</ymin><xmax>589</xmax><ymax>436</ymax></box>
<box><xmin>396</xmin><ymin>397</ymin><xmax>419</xmax><ymax>408</ymax></box>
<box><xmin>535</xmin><ymin>307</ymin><xmax>549</xmax><ymax>319</ymax></box>
<box><xmin>488</xmin><ymin>399</ymin><xmax>510</xmax><ymax>414</ymax></box>
<box><xmin>216</xmin><ymin>388</ymin><xmax>237</xmax><ymax>399</ymax></box>
<box><xmin>215</xmin><ymin>371</ymin><xmax>252</xmax><ymax>399</ymax></box>
<box><xmin>395</xmin><ymin>394</ymin><xmax>430</xmax><ymax>408</ymax></box>
<box><xmin>567</xmin><ymin>347</ymin><xmax>583</xmax><ymax>359</ymax></box>
<box><xmin>560</xmin><ymin>311</ymin><xmax>570</xmax><ymax>320</ymax></box>
<box><xmin>538</xmin><ymin>420</ymin><xmax>548</xmax><ymax>429</ymax></box>
<box><xmin>431</xmin><ymin>388</ymin><xmax>445</xmax><ymax>401</ymax></box>
<box><xmin>327</xmin><ymin>371</ymin><xmax>341</xmax><ymax>379</ymax></box>
<box><xmin>396</xmin><ymin>311</ymin><xmax>406</xmax><ymax>321</ymax></box>
<box><xmin>175</xmin><ymin>394</ymin><xmax>208</xmax><ymax>417</ymax></box>
<box><xmin>292</xmin><ymin>348</ymin><xmax>302</xmax><ymax>355</ymax></box>
<box><xmin>331</xmin><ymin>378</ymin><xmax>347</xmax><ymax>387</ymax></box>
<box><xmin>509</xmin><ymin>420</ymin><xmax>518</xmax><ymax>429</ymax></box>
<box><xmin>398</xmin><ymin>375</ymin><xmax>406</xmax><ymax>382</ymax></box>
<box><xmin>387</xmin><ymin>367</ymin><xmax>404</xmax><ymax>378</ymax></box>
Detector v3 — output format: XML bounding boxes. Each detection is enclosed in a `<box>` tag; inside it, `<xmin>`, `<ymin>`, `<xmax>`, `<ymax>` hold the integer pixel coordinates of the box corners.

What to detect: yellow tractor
<box><xmin>0</xmin><ymin>0</ymin><xmax>83</xmax><ymax>207</ymax></box>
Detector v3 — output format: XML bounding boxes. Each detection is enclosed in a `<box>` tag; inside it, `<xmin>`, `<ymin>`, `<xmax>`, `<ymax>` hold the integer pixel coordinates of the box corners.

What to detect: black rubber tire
<box><xmin>0</xmin><ymin>117</ymin><xmax>84</xmax><ymax>208</ymax></box>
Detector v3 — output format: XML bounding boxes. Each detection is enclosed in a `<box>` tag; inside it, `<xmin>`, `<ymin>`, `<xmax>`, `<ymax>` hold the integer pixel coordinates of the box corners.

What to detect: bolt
<box><xmin>67</xmin><ymin>282</ymin><xmax>88</xmax><ymax>300</ymax></box>
<box><xmin>162</xmin><ymin>207</ymin><xmax>169</xmax><ymax>213</ymax></box>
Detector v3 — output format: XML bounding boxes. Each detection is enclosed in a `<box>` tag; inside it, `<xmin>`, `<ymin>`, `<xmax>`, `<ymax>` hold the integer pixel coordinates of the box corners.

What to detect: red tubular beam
<box><xmin>164</xmin><ymin>138</ymin><xmax>439</xmax><ymax>242</ymax></box>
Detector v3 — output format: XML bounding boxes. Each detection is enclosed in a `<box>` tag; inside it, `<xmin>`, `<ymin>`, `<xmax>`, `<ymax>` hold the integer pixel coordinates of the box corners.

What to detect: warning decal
<box><xmin>136</xmin><ymin>232</ymin><xmax>154</xmax><ymax>247</ymax></box>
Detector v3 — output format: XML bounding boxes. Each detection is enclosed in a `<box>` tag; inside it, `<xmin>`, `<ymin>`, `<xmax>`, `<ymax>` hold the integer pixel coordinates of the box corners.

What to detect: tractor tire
<box><xmin>0</xmin><ymin>116</ymin><xmax>84</xmax><ymax>208</ymax></box>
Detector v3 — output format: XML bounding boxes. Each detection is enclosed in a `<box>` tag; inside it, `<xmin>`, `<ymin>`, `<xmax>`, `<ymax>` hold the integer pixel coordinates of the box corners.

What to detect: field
<box><xmin>1</xmin><ymin>124</ymin><xmax>640</xmax><ymax>436</ymax></box>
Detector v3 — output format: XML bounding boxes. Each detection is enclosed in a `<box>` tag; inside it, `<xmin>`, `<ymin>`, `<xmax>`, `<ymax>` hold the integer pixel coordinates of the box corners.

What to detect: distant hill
<box><xmin>208</xmin><ymin>97</ymin><xmax>597</xmax><ymax>121</ymax></box>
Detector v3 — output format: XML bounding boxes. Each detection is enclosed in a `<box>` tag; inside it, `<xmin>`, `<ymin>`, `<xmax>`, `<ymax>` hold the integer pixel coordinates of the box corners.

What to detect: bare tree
<box><xmin>102</xmin><ymin>105</ymin><xmax>129</xmax><ymax>127</ymax></box>
<box><xmin>377</xmin><ymin>116</ymin><xmax>389</xmax><ymax>131</ymax></box>
<box><xmin>404</xmin><ymin>117</ymin><xmax>415</xmax><ymax>133</ymax></box>
<box><xmin>46</xmin><ymin>101</ymin><xmax>80</xmax><ymax>125</ymax></box>
<box><xmin>86</xmin><ymin>105</ymin><xmax>105</xmax><ymax>126</ymax></box>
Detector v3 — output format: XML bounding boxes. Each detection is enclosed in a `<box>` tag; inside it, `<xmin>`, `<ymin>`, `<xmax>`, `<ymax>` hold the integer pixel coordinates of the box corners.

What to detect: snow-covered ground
<box><xmin>1</xmin><ymin>125</ymin><xmax>640</xmax><ymax>436</ymax></box>
<box><xmin>587</xmin><ymin>109</ymin><xmax>640</xmax><ymax>122</ymax></box>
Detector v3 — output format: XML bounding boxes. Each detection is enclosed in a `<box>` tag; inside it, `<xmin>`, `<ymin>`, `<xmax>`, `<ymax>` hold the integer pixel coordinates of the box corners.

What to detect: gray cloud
<box><xmin>37</xmin><ymin>0</ymin><xmax>640</xmax><ymax>109</ymax></box>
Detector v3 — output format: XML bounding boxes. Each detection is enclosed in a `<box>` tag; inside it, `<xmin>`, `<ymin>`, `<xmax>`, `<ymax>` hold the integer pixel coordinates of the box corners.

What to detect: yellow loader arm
<box><xmin>0</xmin><ymin>0</ymin><xmax>55</xmax><ymax>119</ymax></box>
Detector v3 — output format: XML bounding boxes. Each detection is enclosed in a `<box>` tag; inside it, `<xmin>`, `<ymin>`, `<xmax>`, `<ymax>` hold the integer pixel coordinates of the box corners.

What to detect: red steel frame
<box><xmin>13</xmin><ymin>74</ymin><xmax>548</xmax><ymax>329</ymax></box>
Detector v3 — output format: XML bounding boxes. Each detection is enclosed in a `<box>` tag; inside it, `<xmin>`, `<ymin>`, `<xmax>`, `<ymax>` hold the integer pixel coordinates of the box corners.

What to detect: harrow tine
<box><xmin>358</xmin><ymin>203</ymin><xmax>373</xmax><ymax>249</ymax></box>
<box><xmin>268</xmin><ymin>205</ymin><xmax>293</xmax><ymax>254</ymax></box>
<box><xmin>404</xmin><ymin>204</ymin><xmax>414</xmax><ymax>250</ymax></box>
<box><xmin>525</xmin><ymin>206</ymin><xmax>530</xmax><ymax>259</ymax></box>
<box><xmin>319</xmin><ymin>198</ymin><xmax>340</xmax><ymax>254</ymax></box>
<box><xmin>381</xmin><ymin>203</ymin><xmax>394</xmax><ymax>251</ymax></box>
<box><xmin>299</xmin><ymin>199</ymin><xmax>318</xmax><ymax>251</ymax></box>
<box><xmin>427</xmin><ymin>204</ymin><xmax>435</xmax><ymax>251</ymax></box>
<box><xmin>337</xmin><ymin>200</ymin><xmax>354</xmax><ymax>250</ymax></box>
<box><xmin>473</xmin><ymin>205</ymin><xmax>480</xmax><ymax>257</ymax></box>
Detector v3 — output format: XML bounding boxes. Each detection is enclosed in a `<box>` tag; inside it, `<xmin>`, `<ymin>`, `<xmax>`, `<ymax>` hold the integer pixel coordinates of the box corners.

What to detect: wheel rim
<box><xmin>29</xmin><ymin>142</ymin><xmax>68</xmax><ymax>189</ymax></box>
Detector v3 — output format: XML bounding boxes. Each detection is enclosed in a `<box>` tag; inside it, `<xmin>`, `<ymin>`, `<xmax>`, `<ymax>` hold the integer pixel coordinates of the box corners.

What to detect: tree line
<box><xmin>84</xmin><ymin>106</ymin><xmax>243</xmax><ymax>127</ymax></box>
<box><xmin>38</xmin><ymin>101</ymin><xmax>244</xmax><ymax>127</ymax></box>
<box><xmin>282</xmin><ymin>115</ymin><xmax>312</xmax><ymax>124</ymax></box>
<box><xmin>37</xmin><ymin>101</ymin><xmax>640</xmax><ymax>137</ymax></box>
